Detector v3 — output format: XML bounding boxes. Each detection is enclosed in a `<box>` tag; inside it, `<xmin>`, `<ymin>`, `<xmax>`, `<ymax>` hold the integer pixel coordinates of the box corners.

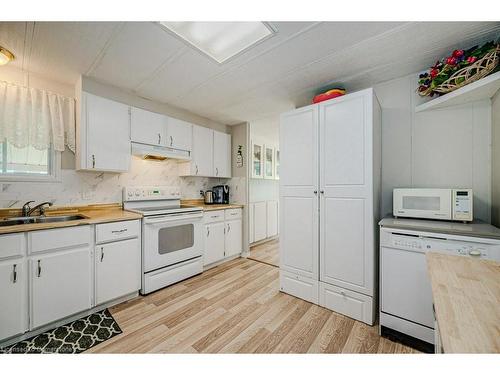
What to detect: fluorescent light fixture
<box><xmin>0</xmin><ymin>46</ymin><xmax>15</xmax><ymax>65</ymax></box>
<box><xmin>159</xmin><ymin>22</ymin><xmax>274</xmax><ymax>63</ymax></box>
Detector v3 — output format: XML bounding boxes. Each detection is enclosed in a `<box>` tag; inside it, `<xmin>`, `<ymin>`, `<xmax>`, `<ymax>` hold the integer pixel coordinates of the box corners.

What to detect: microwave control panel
<box><xmin>452</xmin><ymin>189</ymin><xmax>473</xmax><ymax>221</ymax></box>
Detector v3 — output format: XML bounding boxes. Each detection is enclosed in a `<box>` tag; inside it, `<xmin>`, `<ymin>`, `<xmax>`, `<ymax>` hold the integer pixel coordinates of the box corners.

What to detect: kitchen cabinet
<box><xmin>166</xmin><ymin>117</ymin><xmax>193</xmax><ymax>151</ymax></box>
<box><xmin>225</xmin><ymin>219</ymin><xmax>242</xmax><ymax>257</ymax></box>
<box><xmin>251</xmin><ymin>142</ymin><xmax>264</xmax><ymax>178</ymax></box>
<box><xmin>204</xmin><ymin>222</ymin><xmax>225</xmax><ymax>266</ymax></box>
<box><xmin>0</xmin><ymin>259</ymin><xmax>28</xmax><ymax>341</ymax></box>
<box><xmin>95</xmin><ymin>238</ymin><xmax>141</xmax><ymax>305</ymax></box>
<box><xmin>30</xmin><ymin>247</ymin><xmax>92</xmax><ymax>329</ymax></box>
<box><xmin>181</xmin><ymin>125</ymin><xmax>214</xmax><ymax>177</ymax></box>
<box><xmin>264</xmin><ymin>145</ymin><xmax>275</xmax><ymax>179</ymax></box>
<box><xmin>279</xmin><ymin>88</ymin><xmax>381</xmax><ymax>322</ymax></box>
<box><xmin>266</xmin><ymin>200</ymin><xmax>279</xmax><ymax>238</ymax></box>
<box><xmin>253</xmin><ymin>202</ymin><xmax>268</xmax><ymax>243</ymax></box>
<box><xmin>77</xmin><ymin>92</ymin><xmax>131</xmax><ymax>172</ymax></box>
<box><xmin>131</xmin><ymin>106</ymin><xmax>167</xmax><ymax>146</ymax></box>
<box><xmin>213</xmin><ymin>131</ymin><xmax>231</xmax><ymax>178</ymax></box>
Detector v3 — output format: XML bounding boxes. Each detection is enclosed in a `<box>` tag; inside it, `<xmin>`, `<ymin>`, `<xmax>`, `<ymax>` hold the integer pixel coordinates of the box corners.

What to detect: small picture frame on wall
<box><xmin>275</xmin><ymin>149</ymin><xmax>280</xmax><ymax>180</ymax></box>
<box><xmin>251</xmin><ymin>141</ymin><xmax>263</xmax><ymax>178</ymax></box>
<box><xmin>264</xmin><ymin>145</ymin><xmax>275</xmax><ymax>179</ymax></box>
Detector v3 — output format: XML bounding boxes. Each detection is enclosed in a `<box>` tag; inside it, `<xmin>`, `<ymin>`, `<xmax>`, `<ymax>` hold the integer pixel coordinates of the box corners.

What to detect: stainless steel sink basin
<box><xmin>0</xmin><ymin>215</ymin><xmax>86</xmax><ymax>227</ymax></box>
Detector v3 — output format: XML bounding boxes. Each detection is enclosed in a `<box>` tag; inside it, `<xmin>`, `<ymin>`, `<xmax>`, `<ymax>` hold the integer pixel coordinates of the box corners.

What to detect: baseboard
<box><xmin>250</xmin><ymin>236</ymin><xmax>279</xmax><ymax>247</ymax></box>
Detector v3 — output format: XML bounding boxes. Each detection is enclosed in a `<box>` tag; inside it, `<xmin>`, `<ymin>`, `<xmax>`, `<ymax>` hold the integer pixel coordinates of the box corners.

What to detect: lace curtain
<box><xmin>0</xmin><ymin>80</ymin><xmax>76</xmax><ymax>153</ymax></box>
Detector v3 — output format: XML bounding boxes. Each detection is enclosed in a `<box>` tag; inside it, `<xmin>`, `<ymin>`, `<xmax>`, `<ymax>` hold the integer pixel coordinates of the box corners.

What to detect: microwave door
<box><xmin>394</xmin><ymin>189</ymin><xmax>452</xmax><ymax>220</ymax></box>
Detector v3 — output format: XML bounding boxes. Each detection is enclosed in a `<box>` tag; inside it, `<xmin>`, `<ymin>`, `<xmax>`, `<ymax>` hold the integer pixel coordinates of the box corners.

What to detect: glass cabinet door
<box><xmin>264</xmin><ymin>145</ymin><xmax>275</xmax><ymax>179</ymax></box>
<box><xmin>252</xmin><ymin>142</ymin><xmax>263</xmax><ymax>178</ymax></box>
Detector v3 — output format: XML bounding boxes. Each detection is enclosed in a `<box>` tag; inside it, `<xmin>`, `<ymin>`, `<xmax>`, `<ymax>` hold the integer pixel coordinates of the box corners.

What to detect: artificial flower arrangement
<box><xmin>418</xmin><ymin>40</ymin><xmax>499</xmax><ymax>97</ymax></box>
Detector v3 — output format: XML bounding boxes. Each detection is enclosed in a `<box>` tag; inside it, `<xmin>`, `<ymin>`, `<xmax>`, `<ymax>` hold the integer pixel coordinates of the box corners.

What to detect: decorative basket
<box><xmin>419</xmin><ymin>44</ymin><xmax>499</xmax><ymax>97</ymax></box>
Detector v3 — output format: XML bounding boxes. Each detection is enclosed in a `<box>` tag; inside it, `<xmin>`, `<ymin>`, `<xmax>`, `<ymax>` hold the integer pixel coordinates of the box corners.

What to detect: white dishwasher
<box><xmin>379</xmin><ymin>218</ymin><xmax>500</xmax><ymax>350</ymax></box>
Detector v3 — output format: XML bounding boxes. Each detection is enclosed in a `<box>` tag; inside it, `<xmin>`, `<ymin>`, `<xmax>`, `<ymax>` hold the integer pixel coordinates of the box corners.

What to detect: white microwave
<box><xmin>393</xmin><ymin>188</ymin><xmax>473</xmax><ymax>222</ymax></box>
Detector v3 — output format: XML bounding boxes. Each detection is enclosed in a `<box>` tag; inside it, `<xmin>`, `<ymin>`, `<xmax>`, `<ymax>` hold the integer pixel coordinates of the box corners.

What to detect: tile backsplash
<box><xmin>0</xmin><ymin>156</ymin><xmax>228</xmax><ymax>208</ymax></box>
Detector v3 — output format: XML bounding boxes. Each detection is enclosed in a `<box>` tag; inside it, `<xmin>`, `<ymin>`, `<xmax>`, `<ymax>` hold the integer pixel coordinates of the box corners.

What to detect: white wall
<box><xmin>249</xmin><ymin>115</ymin><xmax>280</xmax><ymax>203</ymax></box>
<box><xmin>375</xmin><ymin>74</ymin><xmax>492</xmax><ymax>222</ymax></box>
<box><xmin>492</xmin><ymin>91</ymin><xmax>500</xmax><ymax>227</ymax></box>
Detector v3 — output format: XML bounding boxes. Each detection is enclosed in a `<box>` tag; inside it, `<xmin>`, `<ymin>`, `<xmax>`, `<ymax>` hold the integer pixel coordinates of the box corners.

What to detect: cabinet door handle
<box><xmin>216</xmin><ymin>167</ymin><xmax>219</xmax><ymax>176</ymax></box>
<box><xmin>158</xmin><ymin>133</ymin><xmax>161</xmax><ymax>144</ymax></box>
<box><xmin>101</xmin><ymin>247</ymin><xmax>104</xmax><ymax>262</ymax></box>
<box><xmin>195</xmin><ymin>165</ymin><xmax>199</xmax><ymax>175</ymax></box>
<box><xmin>12</xmin><ymin>264</ymin><xmax>17</xmax><ymax>283</ymax></box>
<box><xmin>111</xmin><ymin>229</ymin><xmax>127</xmax><ymax>234</ymax></box>
<box><xmin>37</xmin><ymin>260</ymin><xmax>41</xmax><ymax>277</ymax></box>
<box><xmin>207</xmin><ymin>227</ymin><xmax>210</xmax><ymax>237</ymax></box>
<box><xmin>170</xmin><ymin>135</ymin><xmax>173</xmax><ymax>146</ymax></box>
<box><xmin>227</xmin><ymin>223</ymin><xmax>231</xmax><ymax>233</ymax></box>
<box><xmin>92</xmin><ymin>154</ymin><xmax>95</xmax><ymax>168</ymax></box>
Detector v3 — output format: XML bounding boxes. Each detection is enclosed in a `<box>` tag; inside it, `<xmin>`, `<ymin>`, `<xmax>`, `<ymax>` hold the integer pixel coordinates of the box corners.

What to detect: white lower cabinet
<box><xmin>203</xmin><ymin>209</ymin><xmax>243</xmax><ymax>267</ymax></box>
<box><xmin>30</xmin><ymin>247</ymin><xmax>92</xmax><ymax>329</ymax></box>
<box><xmin>95</xmin><ymin>238</ymin><xmax>141</xmax><ymax>305</ymax></box>
<box><xmin>279</xmin><ymin>270</ymin><xmax>318</xmax><ymax>304</ymax></box>
<box><xmin>0</xmin><ymin>259</ymin><xmax>28</xmax><ymax>341</ymax></box>
<box><xmin>249</xmin><ymin>201</ymin><xmax>278</xmax><ymax>245</ymax></box>
<box><xmin>253</xmin><ymin>202</ymin><xmax>267</xmax><ymax>242</ymax></box>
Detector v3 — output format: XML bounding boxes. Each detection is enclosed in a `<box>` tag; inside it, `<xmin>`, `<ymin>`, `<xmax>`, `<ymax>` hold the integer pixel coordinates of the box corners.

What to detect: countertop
<box><xmin>426</xmin><ymin>252</ymin><xmax>500</xmax><ymax>353</ymax></box>
<box><xmin>181</xmin><ymin>199</ymin><xmax>244</xmax><ymax>212</ymax></box>
<box><xmin>379</xmin><ymin>217</ymin><xmax>500</xmax><ymax>240</ymax></box>
<box><xmin>0</xmin><ymin>204</ymin><xmax>143</xmax><ymax>235</ymax></box>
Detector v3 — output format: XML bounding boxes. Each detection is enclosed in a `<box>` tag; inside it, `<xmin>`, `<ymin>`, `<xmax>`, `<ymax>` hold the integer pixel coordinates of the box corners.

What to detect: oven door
<box><xmin>143</xmin><ymin>212</ymin><xmax>203</xmax><ymax>273</ymax></box>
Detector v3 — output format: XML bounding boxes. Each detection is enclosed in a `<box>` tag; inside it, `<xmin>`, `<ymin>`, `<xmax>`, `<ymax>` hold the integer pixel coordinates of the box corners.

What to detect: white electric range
<box><xmin>123</xmin><ymin>186</ymin><xmax>203</xmax><ymax>294</ymax></box>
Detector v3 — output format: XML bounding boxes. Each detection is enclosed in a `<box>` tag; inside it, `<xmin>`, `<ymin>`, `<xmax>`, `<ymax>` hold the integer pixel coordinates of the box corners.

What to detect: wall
<box><xmin>374</xmin><ymin>74</ymin><xmax>492</xmax><ymax>223</ymax></box>
<box><xmin>249</xmin><ymin>115</ymin><xmax>280</xmax><ymax>203</ymax></box>
<box><xmin>492</xmin><ymin>91</ymin><xmax>500</xmax><ymax>227</ymax></box>
<box><xmin>0</xmin><ymin>67</ymin><xmax>229</xmax><ymax>208</ymax></box>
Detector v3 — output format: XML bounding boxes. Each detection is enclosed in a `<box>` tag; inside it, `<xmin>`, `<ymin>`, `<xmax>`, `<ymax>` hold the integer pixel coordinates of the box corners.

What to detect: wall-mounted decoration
<box><xmin>274</xmin><ymin>149</ymin><xmax>280</xmax><ymax>180</ymax></box>
<box><xmin>236</xmin><ymin>145</ymin><xmax>243</xmax><ymax>168</ymax></box>
<box><xmin>264</xmin><ymin>145</ymin><xmax>275</xmax><ymax>179</ymax></box>
<box><xmin>418</xmin><ymin>41</ymin><xmax>499</xmax><ymax>97</ymax></box>
<box><xmin>251</xmin><ymin>141</ymin><xmax>263</xmax><ymax>178</ymax></box>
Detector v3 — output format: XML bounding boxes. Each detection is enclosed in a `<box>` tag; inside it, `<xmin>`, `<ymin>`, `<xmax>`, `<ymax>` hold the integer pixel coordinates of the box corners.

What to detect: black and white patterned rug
<box><xmin>0</xmin><ymin>309</ymin><xmax>122</xmax><ymax>354</ymax></box>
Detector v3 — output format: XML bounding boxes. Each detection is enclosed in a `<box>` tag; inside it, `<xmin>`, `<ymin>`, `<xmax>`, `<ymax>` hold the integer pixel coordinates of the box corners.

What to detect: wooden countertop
<box><xmin>181</xmin><ymin>199</ymin><xmax>244</xmax><ymax>212</ymax></box>
<box><xmin>426</xmin><ymin>252</ymin><xmax>500</xmax><ymax>353</ymax></box>
<box><xmin>0</xmin><ymin>203</ymin><xmax>143</xmax><ymax>235</ymax></box>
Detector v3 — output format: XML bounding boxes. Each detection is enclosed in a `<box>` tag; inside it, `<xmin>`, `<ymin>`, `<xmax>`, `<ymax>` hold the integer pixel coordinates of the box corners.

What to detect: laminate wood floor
<box><xmin>248</xmin><ymin>239</ymin><xmax>279</xmax><ymax>267</ymax></box>
<box><xmin>89</xmin><ymin>258</ymin><xmax>420</xmax><ymax>354</ymax></box>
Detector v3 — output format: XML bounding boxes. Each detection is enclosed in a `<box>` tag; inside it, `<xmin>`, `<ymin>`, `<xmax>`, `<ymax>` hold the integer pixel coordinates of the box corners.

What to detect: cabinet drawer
<box><xmin>96</xmin><ymin>220</ymin><xmax>140</xmax><ymax>244</ymax></box>
<box><xmin>203</xmin><ymin>210</ymin><xmax>225</xmax><ymax>224</ymax></box>
<box><xmin>279</xmin><ymin>270</ymin><xmax>318</xmax><ymax>304</ymax></box>
<box><xmin>29</xmin><ymin>226</ymin><xmax>91</xmax><ymax>254</ymax></box>
<box><xmin>0</xmin><ymin>233</ymin><xmax>26</xmax><ymax>259</ymax></box>
<box><xmin>224</xmin><ymin>208</ymin><xmax>242</xmax><ymax>220</ymax></box>
<box><xmin>319</xmin><ymin>282</ymin><xmax>374</xmax><ymax>325</ymax></box>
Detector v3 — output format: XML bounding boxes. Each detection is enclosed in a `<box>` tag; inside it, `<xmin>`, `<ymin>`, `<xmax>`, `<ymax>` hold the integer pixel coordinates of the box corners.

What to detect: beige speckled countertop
<box><xmin>181</xmin><ymin>199</ymin><xmax>244</xmax><ymax>212</ymax></box>
<box><xmin>426</xmin><ymin>252</ymin><xmax>500</xmax><ymax>353</ymax></box>
<box><xmin>0</xmin><ymin>203</ymin><xmax>143</xmax><ymax>235</ymax></box>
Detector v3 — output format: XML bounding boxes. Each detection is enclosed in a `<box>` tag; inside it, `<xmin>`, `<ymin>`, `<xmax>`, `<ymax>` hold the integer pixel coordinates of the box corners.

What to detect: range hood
<box><xmin>131</xmin><ymin>142</ymin><xmax>191</xmax><ymax>161</ymax></box>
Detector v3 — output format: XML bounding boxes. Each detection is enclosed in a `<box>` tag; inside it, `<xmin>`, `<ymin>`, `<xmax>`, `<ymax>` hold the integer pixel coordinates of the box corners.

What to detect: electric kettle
<box><xmin>203</xmin><ymin>190</ymin><xmax>214</xmax><ymax>205</ymax></box>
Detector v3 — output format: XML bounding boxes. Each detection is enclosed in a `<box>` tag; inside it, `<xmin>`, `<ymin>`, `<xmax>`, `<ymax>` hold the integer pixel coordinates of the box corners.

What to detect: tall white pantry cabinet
<box><xmin>279</xmin><ymin>88</ymin><xmax>381</xmax><ymax>325</ymax></box>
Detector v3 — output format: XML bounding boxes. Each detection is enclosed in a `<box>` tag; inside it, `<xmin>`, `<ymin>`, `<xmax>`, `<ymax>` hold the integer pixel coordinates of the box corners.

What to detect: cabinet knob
<box><xmin>320</xmin><ymin>190</ymin><xmax>325</xmax><ymax>194</ymax></box>
<box><xmin>313</xmin><ymin>190</ymin><xmax>318</xmax><ymax>195</ymax></box>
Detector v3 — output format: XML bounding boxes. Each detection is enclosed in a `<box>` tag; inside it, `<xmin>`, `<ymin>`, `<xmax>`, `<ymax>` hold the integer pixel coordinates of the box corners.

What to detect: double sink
<box><xmin>0</xmin><ymin>215</ymin><xmax>86</xmax><ymax>227</ymax></box>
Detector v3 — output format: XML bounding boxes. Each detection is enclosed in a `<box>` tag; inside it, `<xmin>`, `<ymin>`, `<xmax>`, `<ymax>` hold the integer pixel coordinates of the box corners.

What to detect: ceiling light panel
<box><xmin>159</xmin><ymin>22</ymin><xmax>274</xmax><ymax>63</ymax></box>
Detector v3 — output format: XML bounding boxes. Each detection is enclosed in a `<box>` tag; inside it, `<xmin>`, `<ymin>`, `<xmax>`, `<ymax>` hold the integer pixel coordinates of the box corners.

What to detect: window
<box><xmin>0</xmin><ymin>141</ymin><xmax>60</xmax><ymax>182</ymax></box>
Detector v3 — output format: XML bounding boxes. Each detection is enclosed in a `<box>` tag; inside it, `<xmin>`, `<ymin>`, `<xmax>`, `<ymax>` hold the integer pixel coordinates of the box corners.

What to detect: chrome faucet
<box><xmin>27</xmin><ymin>202</ymin><xmax>53</xmax><ymax>216</ymax></box>
<box><xmin>21</xmin><ymin>201</ymin><xmax>35</xmax><ymax>217</ymax></box>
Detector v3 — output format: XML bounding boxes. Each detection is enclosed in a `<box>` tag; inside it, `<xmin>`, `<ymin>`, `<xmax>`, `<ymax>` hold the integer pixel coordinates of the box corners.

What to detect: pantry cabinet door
<box><xmin>0</xmin><ymin>260</ymin><xmax>28</xmax><ymax>341</ymax></box>
<box><xmin>279</xmin><ymin>105</ymin><xmax>319</xmax><ymax>279</ymax></box>
<box><xmin>166</xmin><ymin>117</ymin><xmax>192</xmax><ymax>151</ymax></box>
<box><xmin>31</xmin><ymin>248</ymin><xmax>92</xmax><ymax>329</ymax></box>
<box><xmin>319</xmin><ymin>91</ymin><xmax>374</xmax><ymax>295</ymax></box>
<box><xmin>213</xmin><ymin>131</ymin><xmax>231</xmax><ymax>178</ymax></box>
<box><xmin>85</xmin><ymin>93</ymin><xmax>131</xmax><ymax>172</ymax></box>
<box><xmin>95</xmin><ymin>238</ymin><xmax>141</xmax><ymax>305</ymax></box>
<box><xmin>203</xmin><ymin>223</ymin><xmax>225</xmax><ymax>266</ymax></box>
<box><xmin>131</xmin><ymin>106</ymin><xmax>167</xmax><ymax>146</ymax></box>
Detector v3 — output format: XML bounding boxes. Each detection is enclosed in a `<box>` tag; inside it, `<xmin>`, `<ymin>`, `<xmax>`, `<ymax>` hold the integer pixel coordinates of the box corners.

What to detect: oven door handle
<box><xmin>144</xmin><ymin>213</ymin><xmax>203</xmax><ymax>225</ymax></box>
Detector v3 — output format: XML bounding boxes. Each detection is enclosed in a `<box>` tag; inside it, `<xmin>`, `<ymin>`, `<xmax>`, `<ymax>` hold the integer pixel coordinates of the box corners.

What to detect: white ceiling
<box><xmin>1</xmin><ymin>21</ymin><xmax>499</xmax><ymax>125</ymax></box>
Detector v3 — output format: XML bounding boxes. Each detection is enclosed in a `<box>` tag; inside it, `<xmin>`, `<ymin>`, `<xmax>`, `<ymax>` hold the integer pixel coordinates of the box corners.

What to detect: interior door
<box><xmin>85</xmin><ymin>93</ymin><xmax>131</xmax><ymax>172</ymax></box>
<box><xmin>225</xmin><ymin>220</ymin><xmax>242</xmax><ymax>257</ymax></box>
<box><xmin>31</xmin><ymin>247</ymin><xmax>92</xmax><ymax>329</ymax></box>
<box><xmin>130</xmin><ymin>107</ymin><xmax>167</xmax><ymax>146</ymax></box>
<box><xmin>95</xmin><ymin>238</ymin><xmax>141</xmax><ymax>305</ymax></box>
<box><xmin>319</xmin><ymin>91</ymin><xmax>374</xmax><ymax>295</ymax></box>
<box><xmin>0</xmin><ymin>260</ymin><xmax>27</xmax><ymax>341</ymax></box>
<box><xmin>166</xmin><ymin>117</ymin><xmax>192</xmax><ymax>151</ymax></box>
<box><xmin>279</xmin><ymin>105</ymin><xmax>319</xmax><ymax>279</ymax></box>
<box><xmin>213</xmin><ymin>131</ymin><xmax>231</xmax><ymax>178</ymax></box>
<box><xmin>204</xmin><ymin>222</ymin><xmax>225</xmax><ymax>265</ymax></box>
<box><xmin>192</xmin><ymin>125</ymin><xmax>214</xmax><ymax>176</ymax></box>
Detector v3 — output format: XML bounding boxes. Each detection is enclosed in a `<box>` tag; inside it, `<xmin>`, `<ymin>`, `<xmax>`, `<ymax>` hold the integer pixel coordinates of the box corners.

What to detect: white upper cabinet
<box><xmin>180</xmin><ymin>125</ymin><xmax>213</xmax><ymax>177</ymax></box>
<box><xmin>77</xmin><ymin>92</ymin><xmax>131</xmax><ymax>172</ymax></box>
<box><xmin>166</xmin><ymin>117</ymin><xmax>192</xmax><ymax>151</ymax></box>
<box><xmin>213</xmin><ymin>131</ymin><xmax>231</xmax><ymax>178</ymax></box>
<box><xmin>130</xmin><ymin>106</ymin><xmax>167</xmax><ymax>146</ymax></box>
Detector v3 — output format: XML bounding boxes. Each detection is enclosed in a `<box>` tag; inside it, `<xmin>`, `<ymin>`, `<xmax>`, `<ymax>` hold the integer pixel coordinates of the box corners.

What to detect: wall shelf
<box><xmin>415</xmin><ymin>71</ymin><xmax>500</xmax><ymax>112</ymax></box>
